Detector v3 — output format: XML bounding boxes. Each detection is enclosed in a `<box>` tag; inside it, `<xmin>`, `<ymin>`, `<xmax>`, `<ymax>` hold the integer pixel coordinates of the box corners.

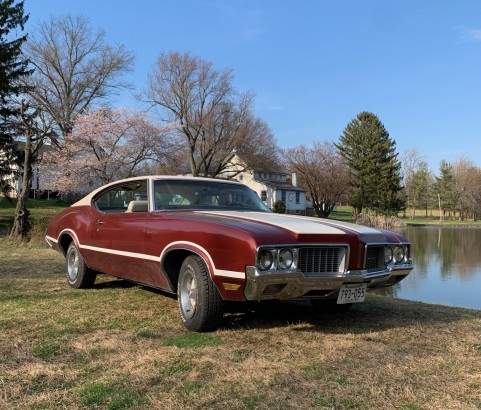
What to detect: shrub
<box><xmin>272</xmin><ymin>200</ymin><xmax>286</xmax><ymax>214</ymax></box>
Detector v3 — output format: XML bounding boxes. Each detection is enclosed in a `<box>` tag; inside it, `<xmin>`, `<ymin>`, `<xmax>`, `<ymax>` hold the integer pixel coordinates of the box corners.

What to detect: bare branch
<box><xmin>284</xmin><ymin>141</ymin><xmax>350</xmax><ymax>218</ymax></box>
<box><xmin>24</xmin><ymin>15</ymin><xmax>134</xmax><ymax>138</ymax></box>
<box><xmin>143</xmin><ymin>52</ymin><xmax>279</xmax><ymax>177</ymax></box>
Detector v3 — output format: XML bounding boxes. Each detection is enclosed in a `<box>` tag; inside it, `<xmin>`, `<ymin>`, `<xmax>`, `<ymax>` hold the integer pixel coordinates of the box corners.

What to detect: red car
<box><xmin>45</xmin><ymin>176</ymin><xmax>413</xmax><ymax>331</ymax></box>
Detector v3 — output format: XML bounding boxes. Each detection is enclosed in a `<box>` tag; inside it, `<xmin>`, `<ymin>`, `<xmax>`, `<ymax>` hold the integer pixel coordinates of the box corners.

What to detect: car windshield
<box><xmin>154</xmin><ymin>179</ymin><xmax>271</xmax><ymax>212</ymax></box>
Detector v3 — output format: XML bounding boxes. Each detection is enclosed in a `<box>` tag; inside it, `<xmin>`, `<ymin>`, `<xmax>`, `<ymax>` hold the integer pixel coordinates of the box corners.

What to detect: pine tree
<box><xmin>336</xmin><ymin>111</ymin><xmax>404</xmax><ymax>216</ymax></box>
<box><xmin>433</xmin><ymin>160</ymin><xmax>456</xmax><ymax>220</ymax></box>
<box><xmin>0</xmin><ymin>0</ymin><xmax>30</xmax><ymax>196</ymax></box>
<box><xmin>408</xmin><ymin>161</ymin><xmax>431</xmax><ymax>218</ymax></box>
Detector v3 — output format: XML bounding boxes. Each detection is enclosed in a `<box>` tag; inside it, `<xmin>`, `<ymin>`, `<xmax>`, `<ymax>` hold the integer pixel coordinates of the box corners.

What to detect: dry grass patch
<box><xmin>1</xmin><ymin>246</ymin><xmax>480</xmax><ymax>409</ymax></box>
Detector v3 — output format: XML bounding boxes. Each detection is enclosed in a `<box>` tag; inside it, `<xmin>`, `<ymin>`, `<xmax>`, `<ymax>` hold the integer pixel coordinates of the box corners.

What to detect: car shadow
<box><xmin>94</xmin><ymin>279</ymin><xmax>176</xmax><ymax>300</ymax></box>
<box><xmin>221</xmin><ymin>296</ymin><xmax>481</xmax><ymax>334</ymax></box>
<box><xmin>93</xmin><ymin>278</ymin><xmax>138</xmax><ymax>289</ymax></box>
<box><xmin>91</xmin><ymin>278</ymin><xmax>481</xmax><ymax>334</ymax></box>
<box><xmin>139</xmin><ymin>284</ymin><xmax>177</xmax><ymax>300</ymax></box>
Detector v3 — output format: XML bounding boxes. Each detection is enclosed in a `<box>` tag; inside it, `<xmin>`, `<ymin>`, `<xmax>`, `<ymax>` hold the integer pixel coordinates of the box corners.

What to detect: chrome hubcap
<box><xmin>180</xmin><ymin>269</ymin><xmax>197</xmax><ymax>320</ymax></box>
<box><xmin>67</xmin><ymin>248</ymin><xmax>79</xmax><ymax>281</ymax></box>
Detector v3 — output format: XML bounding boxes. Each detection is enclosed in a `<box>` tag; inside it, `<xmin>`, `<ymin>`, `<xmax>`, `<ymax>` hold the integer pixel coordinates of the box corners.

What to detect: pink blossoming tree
<box><xmin>41</xmin><ymin>108</ymin><xmax>177</xmax><ymax>195</ymax></box>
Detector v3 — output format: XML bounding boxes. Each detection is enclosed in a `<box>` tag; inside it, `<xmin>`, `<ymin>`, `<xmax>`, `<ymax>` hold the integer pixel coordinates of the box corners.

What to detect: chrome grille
<box><xmin>298</xmin><ymin>247</ymin><xmax>346</xmax><ymax>274</ymax></box>
<box><xmin>365</xmin><ymin>246</ymin><xmax>385</xmax><ymax>271</ymax></box>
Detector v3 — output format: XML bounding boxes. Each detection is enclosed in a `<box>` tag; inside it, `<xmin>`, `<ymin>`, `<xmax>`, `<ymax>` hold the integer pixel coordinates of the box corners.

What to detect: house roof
<box><xmin>15</xmin><ymin>141</ymin><xmax>56</xmax><ymax>154</ymax></box>
<box><xmin>231</xmin><ymin>154</ymin><xmax>305</xmax><ymax>193</ymax></box>
<box><xmin>257</xmin><ymin>180</ymin><xmax>305</xmax><ymax>192</ymax></box>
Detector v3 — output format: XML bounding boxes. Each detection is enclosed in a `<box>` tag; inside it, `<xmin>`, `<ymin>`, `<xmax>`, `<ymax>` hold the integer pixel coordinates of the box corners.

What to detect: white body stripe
<box><xmin>51</xmin><ymin>234</ymin><xmax>245</xmax><ymax>279</ymax></box>
<box><xmin>310</xmin><ymin>218</ymin><xmax>381</xmax><ymax>234</ymax></box>
<box><xmin>215</xmin><ymin>270</ymin><xmax>245</xmax><ymax>279</ymax></box>
<box><xmin>197</xmin><ymin>211</ymin><xmax>381</xmax><ymax>235</ymax></box>
<box><xmin>80</xmin><ymin>244</ymin><xmax>161</xmax><ymax>262</ymax></box>
<box><xmin>159</xmin><ymin>241</ymin><xmax>245</xmax><ymax>279</ymax></box>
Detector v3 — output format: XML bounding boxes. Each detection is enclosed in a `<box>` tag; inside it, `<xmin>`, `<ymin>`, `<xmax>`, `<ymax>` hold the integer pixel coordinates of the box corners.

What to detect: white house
<box><xmin>225</xmin><ymin>154</ymin><xmax>308</xmax><ymax>215</ymax></box>
<box><xmin>1</xmin><ymin>142</ymin><xmax>54</xmax><ymax>199</ymax></box>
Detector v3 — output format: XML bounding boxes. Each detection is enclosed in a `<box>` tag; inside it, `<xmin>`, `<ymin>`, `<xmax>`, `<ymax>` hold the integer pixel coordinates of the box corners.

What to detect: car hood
<box><xmin>192</xmin><ymin>211</ymin><xmax>405</xmax><ymax>243</ymax></box>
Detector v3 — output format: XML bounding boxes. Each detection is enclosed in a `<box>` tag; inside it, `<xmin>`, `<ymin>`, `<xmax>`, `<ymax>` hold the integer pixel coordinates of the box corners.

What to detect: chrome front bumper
<box><xmin>244</xmin><ymin>262</ymin><xmax>413</xmax><ymax>301</ymax></box>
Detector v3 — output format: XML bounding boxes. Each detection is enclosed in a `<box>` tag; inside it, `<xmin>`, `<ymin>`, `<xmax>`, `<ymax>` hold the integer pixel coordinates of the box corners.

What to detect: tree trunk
<box><xmin>10</xmin><ymin>135</ymin><xmax>33</xmax><ymax>239</ymax></box>
<box><xmin>189</xmin><ymin>145</ymin><xmax>198</xmax><ymax>177</ymax></box>
<box><xmin>354</xmin><ymin>205</ymin><xmax>362</xmax><ymax>215</ymax></box>
<box><xmin>438</xmin><ymin>194</ymin><xmax>443</xmax><ymax>221</ymax></box>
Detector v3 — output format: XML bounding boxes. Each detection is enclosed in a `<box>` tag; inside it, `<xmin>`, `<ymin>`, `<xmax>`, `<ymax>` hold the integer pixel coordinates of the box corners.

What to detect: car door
<box><xmin>90</xmin><ymin>180</ymin><xmax>157</xmax><ymax>284</ymax></box>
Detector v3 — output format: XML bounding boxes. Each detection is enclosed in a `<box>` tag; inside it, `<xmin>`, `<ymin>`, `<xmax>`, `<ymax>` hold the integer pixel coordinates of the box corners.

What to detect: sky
<box><xmin>23</xmin><ymin>0</ymin><xmax>481</xmax><ymax>173</ymax></box>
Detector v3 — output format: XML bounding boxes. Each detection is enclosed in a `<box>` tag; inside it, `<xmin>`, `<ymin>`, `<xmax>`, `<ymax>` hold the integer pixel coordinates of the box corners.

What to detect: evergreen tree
<box><xmin>336</xmin><ymin>111</ymin><xmax>404</xmax><ymax>215</ymax></box>
<box><xmin>0</xmin><ymin>0</ymin><xmax>30</xmax><ymax>196</ymax></box>
<box><xmin>410</xmin><ymin>161</ymin><xmax>431</xmax><ymax>217</ymax></box>
<box><xmin>433</xmin><ymin>160</ymin><xmax>456</xmax><ymax>219</ymax></box>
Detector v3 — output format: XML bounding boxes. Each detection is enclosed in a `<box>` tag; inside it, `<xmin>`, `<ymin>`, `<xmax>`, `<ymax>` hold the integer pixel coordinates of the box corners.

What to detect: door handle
<box><xmin>95</xmin><ymin>221</ymin><xmax>106</xmax><ymax>226</ymax></box>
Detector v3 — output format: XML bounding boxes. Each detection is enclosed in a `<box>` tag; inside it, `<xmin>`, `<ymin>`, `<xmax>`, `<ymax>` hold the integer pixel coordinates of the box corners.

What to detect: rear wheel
<box><xmin>66</xmin><ymin>242</ymin><xmax>97</xmax><ymax>289</ymax></box>
<box><xmin>178</xmin><ymin>255</ymin><xmax>224</xmax><ymax>332</ymax></box>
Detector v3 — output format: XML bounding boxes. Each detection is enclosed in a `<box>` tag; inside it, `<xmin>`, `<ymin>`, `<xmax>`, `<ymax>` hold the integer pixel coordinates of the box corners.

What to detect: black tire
<box><xmin>66</xmin><ymin>242</ymin><xmax>97</xmax><ymax>289</ymax></box>
<box><xmin>310</xmin><ymin>299</ymin><xmax>353</xmax><ymax>313</ymax></box>
<box><xmin>177</xmin><ymin>255</ymin><xmax>224</xmax><ymax>332</ymax></box>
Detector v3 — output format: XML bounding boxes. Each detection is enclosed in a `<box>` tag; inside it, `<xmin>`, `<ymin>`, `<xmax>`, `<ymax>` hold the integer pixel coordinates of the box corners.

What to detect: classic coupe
<box><xmin>45</xmin><ymin>176</ymin><xmax>413</xmax><ymax>331</ymax></box>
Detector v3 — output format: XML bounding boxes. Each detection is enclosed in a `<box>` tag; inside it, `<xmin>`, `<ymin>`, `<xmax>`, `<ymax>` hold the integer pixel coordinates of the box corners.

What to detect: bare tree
<box><xmin>285</xmin><ymin>141</ymin><xmax>350</xmax><ymax>218</ymax></box>
<box><xmin>452</xmin><ymin>157</ymin><xmax>481</xmax><ymax>220</ymax></box>
<box><xmin>143</xmin><ymin>51</ymin><xmax>279</xmax><ymax>177</ymax></box>
<box><xmin>205</xmin><ymin>101</ymin><xmax>280</xmax><ymax>179</ymax></box>
<box><xmin>10</xmin><ymin>101</ymin><xmax>54</xmax><ymax>239</ymax></box>
<box><xmin>235</xmin><ymin>115</ymin><xmax>280</xmax><ymax>172</ymax></box>
<box><xmin>8</xmin><ymin>15</ymin><xmax>133</xmax><ymax>239</ymax></box>
<box><xmin>400</xmin><ymin>147</ymin><xmax>425</xmax><ymax>218</ymax></box>
<box><xmin>24</xmin><ymin>15</ymin><xmax>134</xmax><ymax>138</ymax></box>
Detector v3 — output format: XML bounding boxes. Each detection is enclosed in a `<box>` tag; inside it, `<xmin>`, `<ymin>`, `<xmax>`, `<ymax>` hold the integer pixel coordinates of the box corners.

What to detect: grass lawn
<box><xmin>0</xmin><ymin>198</ymin><xmax>69</xmax><ymax>239</ymax></box>
<box><xmin>399</xmin><ymin>217</ymin><xmax>481</xmax><ymax>227</ymax></box>
<box><xmin>1</xmin><ymin>200</ymin><xmax>481</xmax><ymax>408</ymax></box>
<box><xmin>331</xmin><ymin>205</ymin><xmax>481</xmax><ymax>227</ymax></box>
<box><xmin>329</xmin><ymin>206</ymin><xmax>356</xmax><ymax>223</ymax></box>
<box><xmin>1</xmin><ymin>242</ymin><xmax>480</xmax><ymax>409</ymax></box>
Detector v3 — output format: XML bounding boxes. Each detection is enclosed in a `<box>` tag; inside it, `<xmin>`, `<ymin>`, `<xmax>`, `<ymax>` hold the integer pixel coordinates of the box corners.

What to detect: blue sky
<box><xmin>23</xmin><ymin>0</ymin><xmax>481</xmax><ymax>172</ymax></box>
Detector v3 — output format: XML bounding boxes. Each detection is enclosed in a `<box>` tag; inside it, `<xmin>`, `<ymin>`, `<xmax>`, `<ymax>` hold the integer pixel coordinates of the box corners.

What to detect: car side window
<box><xmin>94</xmin><ymin>180</ymin><xmax>149</xmax><ymax>213</ymax></box>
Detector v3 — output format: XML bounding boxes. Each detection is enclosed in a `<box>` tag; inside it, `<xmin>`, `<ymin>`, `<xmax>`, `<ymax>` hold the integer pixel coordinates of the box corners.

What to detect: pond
<box><xmin>376</xmin><ymin>226</ymin><xmax>481</xmax><ymax>310</ymax></box>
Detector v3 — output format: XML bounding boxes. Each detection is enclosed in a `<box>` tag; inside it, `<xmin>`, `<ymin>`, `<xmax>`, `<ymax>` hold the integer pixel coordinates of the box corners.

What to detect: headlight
<box><xmin>257</xmin><ymin>249</ymin><xmax>274</xmax><ymax>271</ymax></box>
<box><xmin>384</xmin><ymin>246</ymin><xmax>393</xmax><ymax>264</ymax></box>
<box><xmin>393</xmin><ymin>246</ymin><xmax>406</xmax><ymax>263</ymax></box>
<box><xmin>278</xmin><ymin>248</ymin><xmax>294</xmax><ymax>270</ymax></box>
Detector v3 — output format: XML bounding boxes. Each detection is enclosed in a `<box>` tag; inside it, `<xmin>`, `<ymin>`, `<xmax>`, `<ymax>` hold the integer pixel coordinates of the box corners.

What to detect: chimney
<box><xmin>292</xmin><ymin>172</ymin><xmax>297</xmax><ymax>187</ymax></box>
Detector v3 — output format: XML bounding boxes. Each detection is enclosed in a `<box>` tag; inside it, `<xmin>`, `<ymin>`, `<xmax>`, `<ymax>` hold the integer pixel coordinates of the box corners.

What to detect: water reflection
<box><xmin>375</xmin><ymin>226</ymin><xmax>481</xmax><ymax>310</ymax></box>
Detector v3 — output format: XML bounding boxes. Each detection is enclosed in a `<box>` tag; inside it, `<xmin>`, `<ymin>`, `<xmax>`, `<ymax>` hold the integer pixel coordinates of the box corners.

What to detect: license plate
<box><xmin>337</xmin><ymin>283</ymin><xmax>367</xmax><ymax>304</ymax></box>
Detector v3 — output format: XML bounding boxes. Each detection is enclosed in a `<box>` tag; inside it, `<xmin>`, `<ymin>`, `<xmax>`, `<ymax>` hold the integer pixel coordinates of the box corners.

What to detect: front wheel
<box><xmin>66</xmin><ymin>242</ymin><xmax>97</xmax><ymax>289</ymax></box>
<box><xmin>177</xmin><ymin>255</ymin><xmax>224</xmax><ymax>332</ymax></box>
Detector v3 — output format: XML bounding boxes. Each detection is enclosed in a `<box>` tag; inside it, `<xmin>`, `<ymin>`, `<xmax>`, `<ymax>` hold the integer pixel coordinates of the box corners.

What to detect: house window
<box><xmin>296</xmin><ymin>192</ymin><xmax>300</xmax><ymax>204</ymax></box>
<box><xmin>281</xmin><ymin>190</ymin><xmax>286</xmax><ymax>203</ymax></box>
<box><xmin>261</xmin><ymin>190</ymin><xmax>267</xmax><ymax>202</ymax></box>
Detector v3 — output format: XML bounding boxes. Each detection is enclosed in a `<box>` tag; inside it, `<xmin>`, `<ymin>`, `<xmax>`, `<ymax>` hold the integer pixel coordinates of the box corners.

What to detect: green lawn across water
<box><xmin>2</xmin><ymin>199</ymin><xmax>481</xmax><ymax>243</ymax></box>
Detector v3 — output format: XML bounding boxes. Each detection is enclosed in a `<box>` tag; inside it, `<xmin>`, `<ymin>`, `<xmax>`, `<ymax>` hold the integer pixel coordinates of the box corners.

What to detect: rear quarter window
<box><xmin>94</xmin><ymin>180</ymin><xmax>149</xmax><ymax>213</ymax></box>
